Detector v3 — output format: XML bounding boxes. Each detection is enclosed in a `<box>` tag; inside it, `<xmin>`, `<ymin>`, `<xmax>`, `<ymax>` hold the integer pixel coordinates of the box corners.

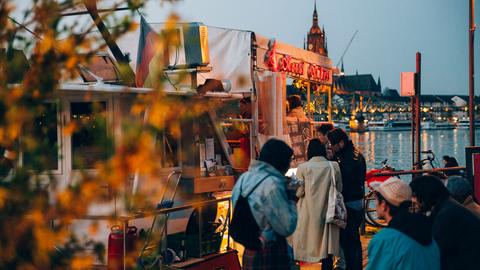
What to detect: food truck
<box><xmin>4</xmin><ymin>13</ymin><xmax>333</xmax><ymax>269</ymax></box>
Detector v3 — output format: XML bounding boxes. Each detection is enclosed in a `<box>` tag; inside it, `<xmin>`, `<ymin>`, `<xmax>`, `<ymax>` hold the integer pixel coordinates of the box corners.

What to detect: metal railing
<box><xmin>371</xmin><ymin>166</ymin><xmax>466</xmax><ymax>177</ymax></box>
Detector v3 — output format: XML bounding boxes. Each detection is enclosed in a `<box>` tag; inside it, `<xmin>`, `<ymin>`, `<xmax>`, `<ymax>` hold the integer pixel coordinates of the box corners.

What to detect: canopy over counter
<box><xmin>108</xmin><ymin>24</ymin><xmax>332</xmax><ymax>94</ymax></box>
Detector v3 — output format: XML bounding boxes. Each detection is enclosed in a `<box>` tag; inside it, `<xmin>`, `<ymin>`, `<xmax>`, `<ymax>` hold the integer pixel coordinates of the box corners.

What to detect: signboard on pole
<box><xmin>400</xmin><ymin>72</ymin><xmax>415</xmax><ymax>97</ymax></box>
<box><xmin>474</xmin><ymin>153</ymin><xmax>480</xmax><ymax>202</ymax></box>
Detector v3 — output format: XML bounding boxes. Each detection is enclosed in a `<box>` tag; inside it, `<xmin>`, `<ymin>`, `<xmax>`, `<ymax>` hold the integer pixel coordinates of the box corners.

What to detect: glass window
<box><xmin>71</xmin><ymin>101</ymin><xmax>109</xmax><ymax>169</ymax></box>
<box><xmin>24</xmin><ymin>103</ymin><xmax>59</xmax><ymax>171</ymax></box>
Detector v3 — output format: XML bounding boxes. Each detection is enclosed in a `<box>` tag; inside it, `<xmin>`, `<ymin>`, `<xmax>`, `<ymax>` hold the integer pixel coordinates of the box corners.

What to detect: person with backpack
<box><xmin>231</xmin><ymin>138</ymin><xmax>297</xmax><ymax>270</ymax></box>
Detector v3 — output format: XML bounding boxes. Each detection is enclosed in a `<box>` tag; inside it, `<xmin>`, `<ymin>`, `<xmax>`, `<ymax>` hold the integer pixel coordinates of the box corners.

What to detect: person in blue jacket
<box><xmin>367</xmin><ymin>177</ymin><xmax>440</xmax><ymax>270</ymax></box>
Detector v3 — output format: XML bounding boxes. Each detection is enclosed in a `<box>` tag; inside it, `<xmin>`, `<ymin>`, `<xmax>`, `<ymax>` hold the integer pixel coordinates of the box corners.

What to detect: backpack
<box><xmin>230</xmin><ymin>175</ymin><xmax>269</xmax><ymax>250</ymax></box>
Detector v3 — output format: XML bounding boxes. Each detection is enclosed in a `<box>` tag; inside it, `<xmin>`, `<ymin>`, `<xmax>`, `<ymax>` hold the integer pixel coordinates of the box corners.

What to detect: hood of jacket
<box><xmin>238</xmin><ymin>160</ymin><xmax>285</xmax><ymax>196</ymax></box>
<box><xmin>388</xmin><ymin>211</ymin><xmax>434</xmax><ymax>246</ymax></box>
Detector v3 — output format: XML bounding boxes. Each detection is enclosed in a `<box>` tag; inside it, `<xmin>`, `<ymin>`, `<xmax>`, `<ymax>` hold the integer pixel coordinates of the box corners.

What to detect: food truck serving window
<box><xmin>71</xmin><ymin>101</ymin><xmax>109</xmax><ymax>169</ymax></box>
<box><xmin>23</xmin><ymin>103</ymin><xmax>59</xmax><ymax>171</ymax></box>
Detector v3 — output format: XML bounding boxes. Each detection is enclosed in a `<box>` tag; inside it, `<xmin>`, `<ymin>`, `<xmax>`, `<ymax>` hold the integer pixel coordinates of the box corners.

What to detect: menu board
<box><xmin>286</xmin><ymin>119</ymin><xmax>311</xmax><ymax>167</ymax></box>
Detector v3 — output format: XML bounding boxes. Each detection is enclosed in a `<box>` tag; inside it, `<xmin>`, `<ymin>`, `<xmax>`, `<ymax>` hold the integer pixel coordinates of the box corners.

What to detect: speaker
<box><xmin>162</xmin><ymin>23</ymin><xmax>210</xmax><ymax>69</ymax></box>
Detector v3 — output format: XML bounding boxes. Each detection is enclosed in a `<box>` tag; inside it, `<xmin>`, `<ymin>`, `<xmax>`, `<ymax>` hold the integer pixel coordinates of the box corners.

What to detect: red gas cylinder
<box><xmin>108</xmin><ymin>225</ymin><xmax>138</xmax><ymax>270</ymax></box>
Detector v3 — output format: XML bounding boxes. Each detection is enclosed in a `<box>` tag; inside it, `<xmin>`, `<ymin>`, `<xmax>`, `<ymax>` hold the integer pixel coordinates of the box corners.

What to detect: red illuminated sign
<box><xmin>264</xmin><ymin>40</ymin><xmax>331</xmax><ymax>84</ymax></box>
<box><xmin>307</xmin><ymin>64</ymin><xmax>331</xmax><ymax>82</ymax></box>
<box><xmin>265</xmin><ymin>39</ymin><xmax>278</xmax><ymax>71</ymax></box>
<box><xmin>277</xmin><ymin>55</ymin><xmax>304</xmax><ymax>76</ymax></box>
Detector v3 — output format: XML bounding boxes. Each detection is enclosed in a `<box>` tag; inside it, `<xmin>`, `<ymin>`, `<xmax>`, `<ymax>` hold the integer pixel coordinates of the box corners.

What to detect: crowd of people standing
<box><xmin>231</xmin><ymin>125</ymin><xmax>480</xmax><ymax>270</ymax></box>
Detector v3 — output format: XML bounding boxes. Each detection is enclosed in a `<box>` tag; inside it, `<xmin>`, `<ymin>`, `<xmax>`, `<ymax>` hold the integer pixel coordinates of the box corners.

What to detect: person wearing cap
<box><xmin>367</xmin><ymin>177</ymin><xmax>440</xmax><ymax>270</ymax></box>
<box><xmin>410</xmin><ymin>175</ymin><xmax>480</xmax><ymax>270</ymax></box>
<box><xmin>327</xmin><ymin>128</ymin><xmax>366</xmax><ymax>270</ymax></box>
<box><xmin>446</xmin><ymin>176</ymin><xmax>480</xmax><ymax>218</ymax></box>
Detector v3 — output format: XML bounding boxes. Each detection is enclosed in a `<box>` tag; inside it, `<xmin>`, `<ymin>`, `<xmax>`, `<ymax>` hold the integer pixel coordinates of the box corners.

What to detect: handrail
<box><xmin>221</xmin><ymin>118</ymin><xmax>253</xmax><ymax>123</ymax></box>
<box><xmin>372</xmin><ymin>166</ymin><xmax>466</xmax><ymax>177</ymax></box>
<box><xmin>80</xmin><ymin>196</ymin><xmax>231</xmax><ymax>221</ymax></box>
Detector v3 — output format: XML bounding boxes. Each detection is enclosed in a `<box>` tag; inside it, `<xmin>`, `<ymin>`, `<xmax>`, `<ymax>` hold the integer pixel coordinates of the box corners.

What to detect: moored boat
<box><xmin>383</xmin><ymin>120</ymin><xmax>411</xmax><ymax>131</ymax></box>
<box><xmin>456</xmin><ymin>119</ymin><xmax>480</xmax><ymax>129</ymax></box>
<box><xmin>334</xmin><ymin>120</ymin><xmax>351</xmax><ymax>131</ymax></box>
<box><xmin>368</xmin><ymin>120</ymin><xmax>386</xmax><ymax>131</ymax></box>
<box><xmin>422</xmin><ymin>121</ymin><xmax>455</xmax><ymax>130</ymax></box>
<box><xmin>349</xmin><ymin>115</ymin><xmax>368</xmax><ymax>133</ymax></box>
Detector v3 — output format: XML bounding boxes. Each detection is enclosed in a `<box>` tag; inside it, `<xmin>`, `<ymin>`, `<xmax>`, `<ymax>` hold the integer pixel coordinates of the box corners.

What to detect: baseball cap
<box><xmin>374</xmin><ymin>177</ymin><xmax>412</xmax><ymax>206</ymax></box>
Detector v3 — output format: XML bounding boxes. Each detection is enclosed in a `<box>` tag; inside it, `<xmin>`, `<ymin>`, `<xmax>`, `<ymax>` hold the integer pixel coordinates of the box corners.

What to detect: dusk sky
<box><xmin>11</xmin><ymin>0</ymin><xmax>480</xmax><ymax>95</ymax></box>
<box><xmin>140</xmin><ymin>0</ymin><xmax>479</xmax><ymax>95</ymax></box>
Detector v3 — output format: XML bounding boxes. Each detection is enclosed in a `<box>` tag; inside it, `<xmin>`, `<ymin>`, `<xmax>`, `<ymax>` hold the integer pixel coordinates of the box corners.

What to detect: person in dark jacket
<box><xmin>367</xmin><ymin>177</ymin><xmax>440</xmax><ymax>270</ymax></box>
<box><xmin>442</xmin><ymin>155</ymin><xmax>460</xmax><ymax>176</ymax></box>
<box><xmin>327</xmin><ymin>128</ymin><xmax>366</xmax><ymax>270</ymax></box>
<box><xmin>410</xmin><ymin>175</ymin><xmax>480</xmax><ymax>270</ymax></box>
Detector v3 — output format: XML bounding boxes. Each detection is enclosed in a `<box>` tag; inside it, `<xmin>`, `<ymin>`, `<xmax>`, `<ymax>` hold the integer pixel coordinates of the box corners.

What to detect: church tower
<box><xmin>307</xmin><ymin>1</ymin><xmax>328</xmax><ymax>56</ymax></box>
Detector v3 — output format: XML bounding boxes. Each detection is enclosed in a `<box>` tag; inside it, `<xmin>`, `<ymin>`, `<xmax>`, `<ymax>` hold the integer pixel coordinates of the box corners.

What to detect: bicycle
<box><xmin>364</xmin><ymin>159</ymin><xmax>395</xmax><ymax>228</ymax></box>
<box><xmin>364</xmin><ymin>149</ymin><xmax>441</xmax><ymax>228</ymax></box>
<box><xmin>413</xmin><ymin>150</ymin><xmax>438</xmax><ymax>169</ymax></box>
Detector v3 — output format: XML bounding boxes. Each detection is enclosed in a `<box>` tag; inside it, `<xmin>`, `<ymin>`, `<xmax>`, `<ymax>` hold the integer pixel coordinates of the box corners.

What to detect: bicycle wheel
<box><xmin>364</xmin><ymin>190</ymin><xmax>387</xmax><ymax>228</ymax></box>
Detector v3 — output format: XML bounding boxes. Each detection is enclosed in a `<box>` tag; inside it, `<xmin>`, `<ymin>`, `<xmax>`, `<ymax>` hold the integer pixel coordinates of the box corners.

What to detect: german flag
<box><xmin>135</xmin><ymin>16</ymin><xmax>159</xmax><ymax>87</ymax></box>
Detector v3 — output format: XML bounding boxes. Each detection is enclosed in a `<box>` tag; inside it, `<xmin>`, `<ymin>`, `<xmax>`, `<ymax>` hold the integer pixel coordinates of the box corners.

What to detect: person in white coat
<box><xmin>292</xmin><ymin>139</ymin><xmax>342</xmax><ymax>270</ymax></box>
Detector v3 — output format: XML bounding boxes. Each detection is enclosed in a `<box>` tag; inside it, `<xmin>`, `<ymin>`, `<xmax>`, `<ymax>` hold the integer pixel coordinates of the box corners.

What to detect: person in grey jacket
<box><xmin>231</xmin><ymin>138</ymin><xmax>297</xmax><ymax>270</ymax></box>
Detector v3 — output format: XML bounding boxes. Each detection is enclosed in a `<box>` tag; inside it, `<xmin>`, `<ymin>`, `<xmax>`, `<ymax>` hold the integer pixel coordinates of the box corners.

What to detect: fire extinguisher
<box><xmin>108</xmin><ymin>225</ymin><xmax>138</xmax><ymax>270</ymax></box>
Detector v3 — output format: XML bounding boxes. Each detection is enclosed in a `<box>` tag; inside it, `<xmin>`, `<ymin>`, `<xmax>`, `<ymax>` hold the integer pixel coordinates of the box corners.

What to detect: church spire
<box><xmin>307</xmin><ymin>0</ymin><xmax>327</xmax><ymax>56</ymax></box>
<box><xmin>377</xmin><ymin>76</ymin><xmax>382</xmax><ymax>91</ymax></box>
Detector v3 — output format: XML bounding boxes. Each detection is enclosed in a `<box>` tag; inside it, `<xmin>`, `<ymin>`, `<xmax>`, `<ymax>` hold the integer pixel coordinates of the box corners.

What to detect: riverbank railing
<box><xmin>371</xmin><ymin>166</ymin><xmax>466</xmax><ymax>177</ymax></box>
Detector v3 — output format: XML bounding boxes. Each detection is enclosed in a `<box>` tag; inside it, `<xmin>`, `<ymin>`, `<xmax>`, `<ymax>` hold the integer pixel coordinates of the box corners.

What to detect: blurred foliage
<box><xmin>0</xmin><ymin>0</ymin><xmax>216</xmax><ymax>269</ymax></box>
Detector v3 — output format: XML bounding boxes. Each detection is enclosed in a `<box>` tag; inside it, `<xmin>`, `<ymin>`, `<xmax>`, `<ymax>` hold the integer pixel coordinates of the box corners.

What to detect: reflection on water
<box><xmin>350</xmin><ymin>129</ymin><xmax>480</xmax><ymax>170</ymax></box>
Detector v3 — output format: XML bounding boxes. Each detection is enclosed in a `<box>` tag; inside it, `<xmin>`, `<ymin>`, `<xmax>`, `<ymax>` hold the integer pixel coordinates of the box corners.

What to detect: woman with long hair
<box><xmin>292</xmin><ymin>139</ymin><xmax>342</xmax><ymax>270</ymax></box>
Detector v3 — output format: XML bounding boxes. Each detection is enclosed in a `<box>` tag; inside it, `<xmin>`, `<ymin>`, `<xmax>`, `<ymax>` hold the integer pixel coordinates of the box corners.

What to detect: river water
<box><xmin>349</xmin><ymin>129</ymin><xmax>480</xmax><ymax>170</ymax></box>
